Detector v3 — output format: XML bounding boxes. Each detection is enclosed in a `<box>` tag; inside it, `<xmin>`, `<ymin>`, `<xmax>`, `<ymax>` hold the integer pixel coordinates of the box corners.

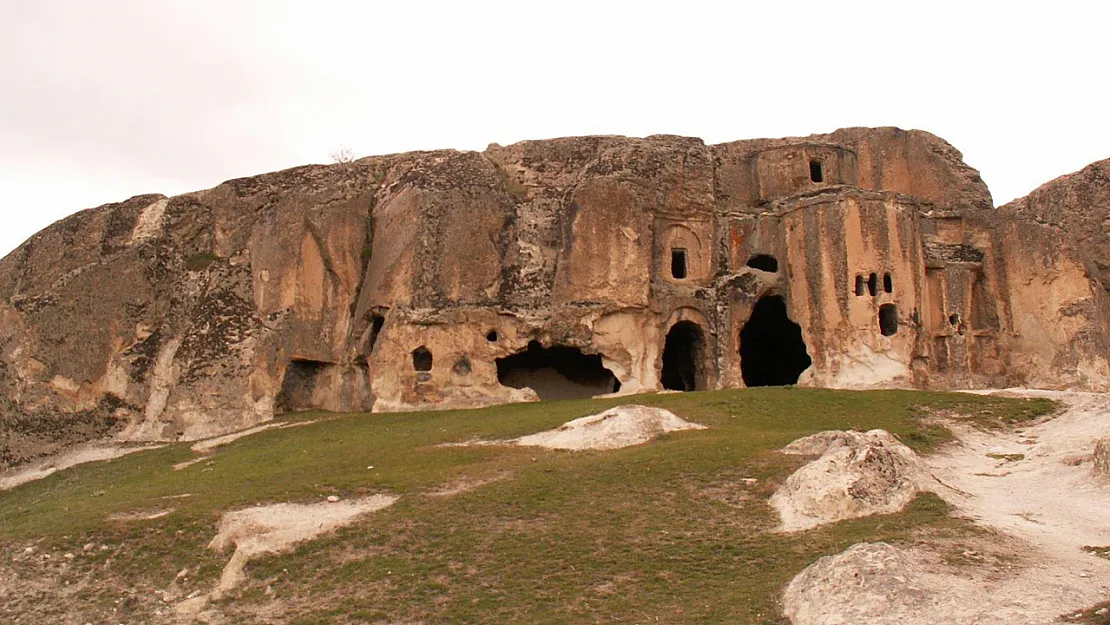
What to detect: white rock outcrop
<box><xmin>512</xmin><ymin>405</ymin><xmax>705</xmax><ymax>451</ymax></box>
<box><xmin>771</xmin><ymin>429</ymin><xmax>935</xmax><ymax>531</ymax></box>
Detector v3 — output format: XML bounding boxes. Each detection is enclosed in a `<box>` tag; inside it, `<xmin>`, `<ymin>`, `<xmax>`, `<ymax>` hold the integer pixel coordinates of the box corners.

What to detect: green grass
<box><xmin>0</xmin><ymin>388</ymin><xmax>1055</xmax><ymax>624</ymax></box>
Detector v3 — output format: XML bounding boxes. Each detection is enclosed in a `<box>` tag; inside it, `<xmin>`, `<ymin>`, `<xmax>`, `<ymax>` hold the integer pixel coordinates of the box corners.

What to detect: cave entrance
<box><xmin>496</xmin><ymin>341</ymin><xmax>620</xmax><ymax>400</ymax></box>
<box><xmin>739</xmin><ymin>296</ymin><xmax>812</xmax><ymax>387</ymax></box>
<box><xmin>661</xmin><ymin>321</ymin><xmax>706</xmax><ymax>392</ymax></box>
<box><xmin>276</xmin><ymin>359</ymin><xmax>329</xmax><ymax>413</ymax></box>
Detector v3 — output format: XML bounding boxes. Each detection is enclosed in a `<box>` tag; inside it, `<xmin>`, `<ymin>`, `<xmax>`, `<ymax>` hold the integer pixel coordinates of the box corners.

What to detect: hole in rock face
<box><xmin>671</xmin><ymin>248</ymin><xmax>688</xmax><ymax>279</ymax></box>
<box><xmin>366</xmin><ymin>314</ymin><xmax>386</xmax><ymax>352</ymax></box>
<box><xmin>879</xmin><ymin>304</ymin><xmax>898</xmax><ymax>336</ymax></box>
<box><xmin>809</xmin><ymin>159</ymin><xmax>824</xmax><ymax>183</ymax></box>
<box><xmin>948</xmin><ymin>313</ymin><xmax>961</xmax><ymax>326</ymax></box>
<box><xmin>854</xmin><ymin>275</ymin><xmax>866</xmax><ymax>296</ymax></box>
<box><xmin>739</xmin><ymin>296</ymin><xmax>812</xmax><ymax>387</ymax></box>
<box><xmin>883</xmin><ymin>272</ymin><xmax>893</xmax><ymax>293</ymax></box>
<box><xmin>486</xmin><ymin>330</ymin><xmax>498</xmax><ymax>342</ymax></box>
<box><xmin>412</xmin><ymin>347</ymin><xmax>433</xmax><ymax>372</ymax></box>
<box><xmin>746</xmin><ymin>254</ymin><xmax>779</xmax><ymax>273</ymax></box>
<box><xmin>867</xmin><ymin>273</ymin><xmax>878</xmax><ymax>297</ymax></box>
<box><xmin>496</xmin><ymin>341</ymin><xmax>620</xmax><ymax>400</ymax></box>
<box><xmin>452</xmin><ymin>356</ymin><xmax>472</xmax><ymax>376</ymax></box>
<box><xmin>276</xmin><ymin>359</ymin><xmax>329</xmax><ymax>413</ymax></box>
<box><xmin>661</xmin><ymin>321</ymin><xmax>706</xmax><ymax>392</ymax></box>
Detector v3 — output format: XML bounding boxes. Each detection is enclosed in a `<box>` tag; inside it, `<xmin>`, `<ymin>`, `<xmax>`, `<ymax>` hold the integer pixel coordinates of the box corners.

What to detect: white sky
<box><xmin>1</xmin><ymin>1</ymin><xmax>1107</xmax><ymax>258</ymax></box>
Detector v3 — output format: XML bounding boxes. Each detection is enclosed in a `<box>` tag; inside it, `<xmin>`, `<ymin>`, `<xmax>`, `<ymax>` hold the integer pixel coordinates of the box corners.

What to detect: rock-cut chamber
<box><xmin>496</xmin><ymin>341</ymin><xmax>620</xmax><ymax>400</ymax></box>
<box><xmin>739</xmin><ymin>296</ymin><xmax>812</xmax><ymax>387</ymax></box>
<box><xmin>661</xmin><ymin>321</ymin><xmax>706</xmax><ymax>391</ymax></box>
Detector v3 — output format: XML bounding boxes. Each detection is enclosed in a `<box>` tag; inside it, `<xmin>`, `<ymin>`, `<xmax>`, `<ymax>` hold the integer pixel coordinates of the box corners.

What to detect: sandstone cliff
<box><xmin>1</xmin><ymin>128</ymin><xmax>1106</xmax><ymax>468</ymax></box>
<box><xmin>1000</xmin><ymin>158</ymin><xmax>1110</xmax><ymax>291</ymax></box>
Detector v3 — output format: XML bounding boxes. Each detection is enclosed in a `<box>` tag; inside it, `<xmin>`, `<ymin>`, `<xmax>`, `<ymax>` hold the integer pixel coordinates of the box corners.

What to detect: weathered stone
<box><xmin>1</xmin><ymin>128</ymin><xmax>1108</xmax><ymax>467</ymax></box>
<box><xmin>1000</xmin><ymin>159</ymin><xmax>1110</xmax><ymax>291</ymax></box>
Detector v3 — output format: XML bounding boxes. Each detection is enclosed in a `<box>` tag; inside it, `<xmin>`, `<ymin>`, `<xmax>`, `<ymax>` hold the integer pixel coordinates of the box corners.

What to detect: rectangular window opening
<box><xmin>671</xmin><ymin>248</ymin><xmax>688</xmax><ymax>280</ymax></box>
<box><xmin>809</xmin><ymin>159</ymin><xmax>824</xmax><ymax>183</ymax></box>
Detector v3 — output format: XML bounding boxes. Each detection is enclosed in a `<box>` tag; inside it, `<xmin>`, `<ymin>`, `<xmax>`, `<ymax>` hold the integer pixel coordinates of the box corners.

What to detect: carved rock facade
<box><xmin>2</xmin><ymin>128</ymin><xmax>1108</xmax><ymax>466</ymax></box>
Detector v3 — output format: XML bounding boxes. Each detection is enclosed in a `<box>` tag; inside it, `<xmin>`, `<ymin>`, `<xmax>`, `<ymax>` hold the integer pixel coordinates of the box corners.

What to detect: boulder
<box><xmin>771</xmin><ymin>429</ymin><xmax>935</xmax><ymax>531</ymax></box>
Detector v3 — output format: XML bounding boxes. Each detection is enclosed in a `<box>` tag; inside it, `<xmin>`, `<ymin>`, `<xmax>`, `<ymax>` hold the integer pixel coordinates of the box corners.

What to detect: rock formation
<box><xmin>2</xmin><ymin>127</ymin><xmax>1109</xmax><ymax>467</ymax></box>
<box><xmin>771</xmin><ymin>430</ymin><xmax>935</xmax><ymax>531</ymax></box>
<box><xmin>1000</xmin><ymin>159</ymin><xmax>1110</xmax><ymax>292</ymax></box>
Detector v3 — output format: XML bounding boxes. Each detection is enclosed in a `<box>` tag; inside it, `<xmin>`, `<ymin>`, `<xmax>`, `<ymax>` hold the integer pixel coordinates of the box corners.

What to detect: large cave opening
<box><xmin>496</xmin><ymin>341</ymin><xmax>620</xmax><ymax>400</ymax></box>
<box><xmin>739</xmin><ymin>296</ymin><xmax>812</xmax><ymax>387</ymax></box>
<box><xmin>276</xmin><ymin>359</ymin><xmax>329</xmax><ymax>413</ymax></box>
<box><xmin>661</xmin><ymin>321</ymin><xmax>706</xmax><ymax>391</ymax></box>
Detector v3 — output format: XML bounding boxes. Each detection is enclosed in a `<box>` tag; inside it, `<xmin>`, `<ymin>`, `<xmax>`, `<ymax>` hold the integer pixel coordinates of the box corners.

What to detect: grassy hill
<box><xmin>0</xmin><ymin>388</ymin><xmax>1054</xmax><ymax>624</ymax></box>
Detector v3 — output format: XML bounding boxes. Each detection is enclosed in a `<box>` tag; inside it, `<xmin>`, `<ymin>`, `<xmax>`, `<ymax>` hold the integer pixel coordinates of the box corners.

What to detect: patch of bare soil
<box><xmin>0</xmin><ymin>442</ymin><xmax>163</xmax><ymax>491</ymax></box>
<box><xmin>771</xmin><ymin>429</ymin><xmax>937</xmax><ymax>531</ymax></box>
<box><xmin>511</xmin><ymin>405</ymin><xmax>706</xmax><ymax>451</ymax></box>
<box><xmin>107</xmin><ymin>508</ymin><xmax>176</xmax><ymax>522</ymax></box>
<box><xmin>783</xmin><ymin>390</ymin><xmax>1110</xmax><ymax>624</ymax></box>
<box><xmin>426</xmin><ymin>474</ymin><xmax>506</xmax><ymax>498</ymax></box>
<box><xmin>189</xmin><ymin>420</ymin><xmax>315</xmax><ymax>454</ymax></box>
<box><xmin>176</xmin><ymin>494</ymin><xmax>398</xmax><ymax>616</ymax></box>
<box><xmin>173</xmin><ymin>421</ymin><xmax>318</xmax><ymax>472</ymax></box>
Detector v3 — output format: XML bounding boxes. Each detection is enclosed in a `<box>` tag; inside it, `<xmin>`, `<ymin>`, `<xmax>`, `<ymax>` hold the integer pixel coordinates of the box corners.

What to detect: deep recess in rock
<box><xmin>809</xmin><ymin>159</ymin><xmax>824</xmax><ymax>183</ymax></box>
<box><xmin>412</xmin><ymin>347</ymin><xmax>433</xmax><ymax>372</ymax></box>
<box><xmin>276</xmin><ymin>360</ymin><xmax>328</xmax><ymax>413</ymax></box>
<box><xmin>496</xmin><ymin>341</ymin><xmax>620</xmax><ymax>400</ymax></box>
<box><xmin>367</xmin><ymin>315</ymin><xmax>385</xmax><ymax>352</ymax></box>
<box><xmin>867</xmin><ymin>273</ymin><xmax>878</xmax><ymax>296</ymax></box>
<box><xmin>671</xmin><ymin>248</ymin><xmax>688</xmax><ymax>279</ymax></box>
<box><xmin>740</xmin><ymin>296</ymin><xmax>812</xmax><ymax>387</ymax></box>
<box><xmin>883</xmin><ymin>272</ymin><xmax>893</xmax><ymax>293</ymax></box>
<box><xmin>879</xmin><ymin>304</ymin><xmax>898</xmax><ymax>336</ymax></box>
<box><xmin>854</xmin><ymin>275</ymin><xmax>866</xmax><ymax>296</ymax></box>
<box><xmin>661</xmin><ymin>321</ymin><xmax>706</xmax><ymax>391</ymax></box>
<box><xmin>746</xmin><ymin>254</ymin><xmax>779</xmax><ymax>273</ymax></box>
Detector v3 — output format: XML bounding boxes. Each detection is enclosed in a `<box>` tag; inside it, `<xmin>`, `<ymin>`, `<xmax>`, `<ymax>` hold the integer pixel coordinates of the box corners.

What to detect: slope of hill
<box><xmin>0</xmin><ymin>388</ymin><xmax>1060</xmax><ymax>624</ymax></box>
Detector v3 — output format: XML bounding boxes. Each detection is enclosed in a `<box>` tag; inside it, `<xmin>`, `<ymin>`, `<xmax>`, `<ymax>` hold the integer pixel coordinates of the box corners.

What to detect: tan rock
<box><xmin>1093</xmin><ymin>437</ymin><xmax>1110</xmax><ymax>480</ymax></box>
<box><xmin>1</xmin><ymin>129</ymin><xmax>1108</xmax><ymax>467</ymax></box>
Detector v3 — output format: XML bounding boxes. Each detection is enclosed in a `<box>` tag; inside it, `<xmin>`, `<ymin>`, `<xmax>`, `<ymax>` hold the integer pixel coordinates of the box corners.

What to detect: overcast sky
<box><xmin>1</xmin><ymin>1</ymin><xmax>1107</xmax><ymax>257</ymax></box>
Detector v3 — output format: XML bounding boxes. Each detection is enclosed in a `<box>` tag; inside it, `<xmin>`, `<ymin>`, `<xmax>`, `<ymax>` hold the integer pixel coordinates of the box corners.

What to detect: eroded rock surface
<box><xmin>207</xmin><ymin>494</ymin><xmax>397</xmax><ymax>593</ymax></box>
<box><xmin>2</xmin><ymin>128</ymin><xmax>1109</xmax><ymax>467</ymax></box>
<box><xmin>783</xmin><ymin>543</ymin><xmax>977</xmax><ymax>625</ymax></box>
<box><xmin>771</xmin><ymin>429</ymin><xmax>935</xmax><ymax>531</ymax></box>
<box><xmin>1093</xmin><ymin>437</ymin><xmax>1110</xmax><ymax>480</ymax></box>
<box><xmin>512</xmin><ymin>405</ymin><xmax>705</xmax><ymax>451</ymax></box>
<box><xmin>1001</xmin><ymin>159</ymin><xmax>1110</xmax><ymax>292</ymax></box>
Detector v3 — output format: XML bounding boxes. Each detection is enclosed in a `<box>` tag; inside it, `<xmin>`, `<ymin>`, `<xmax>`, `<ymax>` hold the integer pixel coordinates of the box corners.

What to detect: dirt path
<box><xmin>0</xmin><ymin>442</ymin><xmax>162</xmax><ymax>491</ymax></box>
<box><xmin>784</xmin><ymin>389</ymin><xmax>1110</xmax><ymax>624</ymax></box>
<box><xmin>925</xmin><ymin>390</ymin><xmax>1110</xmax><ymax>615</ymax></box>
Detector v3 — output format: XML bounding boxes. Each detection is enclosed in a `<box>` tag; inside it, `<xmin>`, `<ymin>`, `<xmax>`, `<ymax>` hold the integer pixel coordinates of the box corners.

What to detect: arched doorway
<box><xmin>739</xmin><ymin>296</ymin><xmax>811</xmax><ymax>386</ymax></box>
<box><xmin>661</xmin><ymin>321</ymin><xmax>706</xmax><ymax>391</ymax></box>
